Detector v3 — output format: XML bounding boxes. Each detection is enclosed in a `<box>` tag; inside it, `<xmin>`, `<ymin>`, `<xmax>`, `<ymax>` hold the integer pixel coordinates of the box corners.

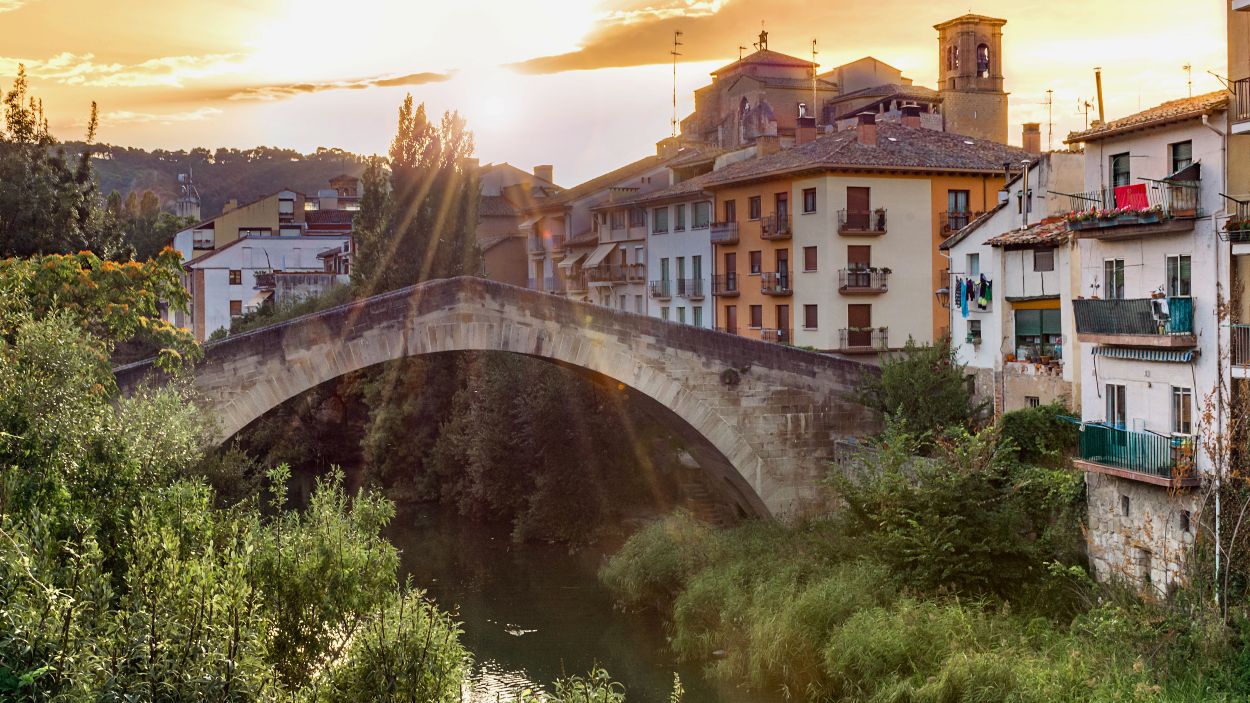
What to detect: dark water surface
<box><xmin>386</xmin><ymin>504</ymin><xmax>773</xmax><ymax>703</ymax></box>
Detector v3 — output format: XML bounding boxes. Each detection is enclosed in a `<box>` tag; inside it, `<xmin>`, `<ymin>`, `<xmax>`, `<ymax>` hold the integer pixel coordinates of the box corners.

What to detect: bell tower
<box><xmin>935</xmin><ymin>14</ymin><xmax>1008</xmax><ymax>144</ymax></box>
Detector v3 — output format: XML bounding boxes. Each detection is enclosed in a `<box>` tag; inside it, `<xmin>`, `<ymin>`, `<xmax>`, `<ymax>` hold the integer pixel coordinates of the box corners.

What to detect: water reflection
<box><xmin>385</xmin><ymin>505</ymin><xmax>771</xmax><ymax>703</ymax></box>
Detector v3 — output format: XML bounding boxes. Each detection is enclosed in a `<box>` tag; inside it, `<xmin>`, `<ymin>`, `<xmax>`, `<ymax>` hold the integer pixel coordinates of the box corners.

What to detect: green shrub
<box><xmin>997</xmin><ymin>402</ymin><xmax>1077</xmax><ymax>467</ymax></box>
<box><xmin>854</xmin><ymin>336</ymin><xmax>987</xmax><ymax>438</ymax></box>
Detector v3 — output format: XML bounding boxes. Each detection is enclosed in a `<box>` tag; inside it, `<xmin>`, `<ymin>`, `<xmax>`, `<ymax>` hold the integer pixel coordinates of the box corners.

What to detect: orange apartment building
<box><xmin>705</xmin><ymin>114</ymin><xmax>1026</xmax><ymax>351</ymax></box>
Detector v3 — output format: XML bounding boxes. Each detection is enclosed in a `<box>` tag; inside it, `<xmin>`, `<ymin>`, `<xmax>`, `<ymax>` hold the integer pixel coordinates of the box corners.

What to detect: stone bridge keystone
<box><xmin>116</xmin><ymin>277</ymin><xmax>880</xmax><ymax>519</ymax></box>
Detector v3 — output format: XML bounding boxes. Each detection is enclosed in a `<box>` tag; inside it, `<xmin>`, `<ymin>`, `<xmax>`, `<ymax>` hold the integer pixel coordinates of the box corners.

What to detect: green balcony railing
<box><xmin>1072</xmin><ymin>297</ymin><xmax>1193</xmax><ymax>336</ymax></box>
<box><xmin>1079</xmin><ymin>424</ymin><xmax>1192</xmax><ymax>481</ymax></box>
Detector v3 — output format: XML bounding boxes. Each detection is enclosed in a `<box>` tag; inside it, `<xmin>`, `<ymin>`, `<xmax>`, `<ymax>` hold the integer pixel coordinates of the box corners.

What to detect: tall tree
<box><xmin>353</xmin><ymin>95</ymin><xmax>479</xmax><ymax>295</ymax></box>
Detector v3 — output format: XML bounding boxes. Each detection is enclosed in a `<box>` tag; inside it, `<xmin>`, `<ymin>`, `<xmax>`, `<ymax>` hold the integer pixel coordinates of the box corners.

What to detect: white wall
<box><xmin>646</xmin><ymin>197</ymin><xmax>714</xmax><ymax>328</ymax></box>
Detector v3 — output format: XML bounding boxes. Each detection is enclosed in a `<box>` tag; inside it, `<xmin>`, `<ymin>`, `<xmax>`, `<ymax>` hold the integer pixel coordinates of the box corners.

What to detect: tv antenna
<box><xmin>1183</xmin><ymin>63</ymin><xmax>1193</xmax><ymax>97</ymax></box>
<box><xmin>1076</xmin><ymin>98</ymin><xmax>1092</xmax><ymax>130</ymax></box>
<box><xmin>810</xmin><ymin>38</ymin><xmax>819</xmax><ymax>123</ymax></box>
<box><xmin>671</xmin><ymin>30</ymin><xmax>684</xmax><ymax>137</ymax></box>
<box><xmin>1045</xmin><ymin>89</ymin><xmax>1054</xmax><ymax>151</ymax></box>
<box><xmin>738</xmin><ymin>45</ymin><xmax>747</xmax><ymax>60</ymax></box>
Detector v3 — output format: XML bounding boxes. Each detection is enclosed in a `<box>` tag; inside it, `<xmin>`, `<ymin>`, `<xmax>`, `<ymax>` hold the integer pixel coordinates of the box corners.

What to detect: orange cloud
<box><xmin>227</xmin><ymin>71</ymin><xmax>453</xmax><ymax>101</ymax></box>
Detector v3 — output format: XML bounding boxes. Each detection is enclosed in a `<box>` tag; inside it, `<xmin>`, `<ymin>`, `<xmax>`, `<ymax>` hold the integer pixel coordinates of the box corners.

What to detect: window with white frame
<box><xmin>693</xmin><ymin>201</ymin><xmax>711</xmax><ymax>229</ymax></box>
<box><xmin>1166</xmin><ymin>255</ymin><xmax>1191</xmax><ymax>298</ymax></box>
<box><xmin>1172</xmin><ymin>386</ymin><xmax>1193</xmax><ymax>435</ymax></box>
<box><xmin>653</xmin><ymin>207</ymin><xmax>669</xmax><ymax>233</ymax></box>
<box><xmin>1103</xmin><ymin>259</ymin><xmax>1125</xmax><ymax>299</ymax></box>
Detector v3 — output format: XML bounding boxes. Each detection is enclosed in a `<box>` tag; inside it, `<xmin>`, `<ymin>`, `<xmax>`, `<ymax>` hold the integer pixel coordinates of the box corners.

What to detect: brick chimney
<box><xmin>856</xmin><ymin>113</ymin><xmax>877</xmax><ymax>146</ymax></box>
<box><xmin>755</xmin><ymin>134</ymin><xmax>783</xmax><ymax>157</ymax></box>
<box><xmin>533</xmin><ymin>164</ymin><xmax>554</xmax><ymax>184</ymax></box>
<box><xmin>901</xmin><ymin>105</ymin><xmax>922</xmax><ymax>128</ymax></box>
<box><xmin>1022</xmin><ymin>123</ymin><xmax>1042</xmax><ymax>154</ymax></box>
<box><xmin>796</xmin><ymin>116</ymin><xmax>817</xmax><ymax>145</ymax></box>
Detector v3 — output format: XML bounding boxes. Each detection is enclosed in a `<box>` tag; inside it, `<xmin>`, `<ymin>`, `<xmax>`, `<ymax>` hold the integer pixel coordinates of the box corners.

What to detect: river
<box><xmin>385</xmin><ymin>504</ymin><xmax>774</xmax><ymax>703</ymax></box>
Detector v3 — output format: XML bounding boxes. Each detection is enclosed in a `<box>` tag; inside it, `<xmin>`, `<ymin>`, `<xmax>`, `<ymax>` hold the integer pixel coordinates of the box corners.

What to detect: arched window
<box><xmin>977</xmin><ymin>43</ymin><xmax>990</xmax><ymax>78</ymax></box>
<box><xmin>947</xmin><ymin>45</ymin><xmax>959</xmax><ymax>71</ymax></box>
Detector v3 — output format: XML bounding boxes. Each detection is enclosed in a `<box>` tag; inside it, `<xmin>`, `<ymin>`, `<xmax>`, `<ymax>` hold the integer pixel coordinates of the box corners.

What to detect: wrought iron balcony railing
<box><xmin>710</xmin><ymin>221</ymin><xmax>739</xmax><ymax>244</ymax></box>
<box><xmin>760</xmin><ymin>214</ymin><xmax>792</xmax><ymax>240</ymax></box>
<box><xmin>838</xmin><ymin>269</ymin><xmax>889</xmax><ymax>293</ymax></box>
<box><xmin>649</xmin><ymin>280</ymin><xmax>671</xmax><ymax>298</ymax></box>
<box><xmin>940</xmin><ymin>210</ymin><xmax>983</xmax><ymax>234</ymax></box>
<box><xmin>837</xmin><ymin>208</ymin><xmax>888</xmax><ymax>235</ymax></box>
<box><xmin>712</xmin><ymin>273</ymin><xmax>739</xmax><ymax>296</ymax></box>
<box><xmin>718</xmin><ymin>325</ymin><xmax>737</xmax><ymax>335</ymax></box>
<box><xmin>1233</xmin><ymin>324</ymin><xmax>1250</xmax><ymax>366</ymax></box>
<box><xmin>838</xmin><ymin>327</ymin><xmax>888</xmax><ymax>352</ymax></box>
<box><xmin>677</xmin><ymin>278</ymin><xmax>704</xmax><ymax>299</ymax></box>
<box><xmin>760</xmin><ymin>271</ymin><xmax>791</xmax><ymax>296</ymax></box>
<box><xmin>760</xmin><ymin>328</ymin><xmax>790</xmax><ymax>344</ymax></box>
<box><xmin>1234</xmin><ymin>77</ymin><xmax>1250</xmax><ymax>126</ymax></box>
<box><xmin>1061</xmin><ymin>182</ymin><xmax>1201</xmax><ymax>228</ymax></box>
<box><xmin>1078</xmin><ymin>424</ymin><xmax>1196</xmax><ymax>485</ymax></box>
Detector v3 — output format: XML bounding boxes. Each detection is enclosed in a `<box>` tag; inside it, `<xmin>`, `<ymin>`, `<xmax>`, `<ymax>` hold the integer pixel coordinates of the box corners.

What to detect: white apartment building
<box><xmin>942</xmin><ymin>151</ymin><xmax>1084</xmax><ymax>414</ymax></box>
<box><xmin>184</xmin><ymin>234</ymin><xmax>350</xmax><ymax>340</ymax></box>
<box><xmin>1063</xmin><ymin>91</ymin><xmax>1229</xmax><ymax>594</ymax></box>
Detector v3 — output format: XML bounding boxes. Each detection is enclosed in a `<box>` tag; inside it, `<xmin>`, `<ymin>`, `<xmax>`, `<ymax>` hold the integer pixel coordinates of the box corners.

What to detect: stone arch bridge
<box><xmin>115</xmin><ymin>277</ymin><xmax>880</xmax><ymax>519</ymax></box>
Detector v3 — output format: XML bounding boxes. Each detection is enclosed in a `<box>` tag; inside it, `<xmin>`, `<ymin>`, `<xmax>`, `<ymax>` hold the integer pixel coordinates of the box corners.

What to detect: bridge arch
<box><xmin>115</xmin><ymin>278</ymin><xmax>878</xmax><ymax>518</ymax></box>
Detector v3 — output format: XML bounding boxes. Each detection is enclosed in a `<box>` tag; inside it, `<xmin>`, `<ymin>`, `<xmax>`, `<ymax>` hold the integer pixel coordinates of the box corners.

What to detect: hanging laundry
<box><xmin>961</xmin><ymin>279</ymin><xmax>969</xmax><ymax>319</ymax></box>
<box><xmin>983</xmin><ymin>277</ymin><xmax>992</xmax><ymax>306</ymax></box>
<box><xmin>977</xmin><ymin>274</ymin><xmax>989</xmax><ymax>310</ymax></box>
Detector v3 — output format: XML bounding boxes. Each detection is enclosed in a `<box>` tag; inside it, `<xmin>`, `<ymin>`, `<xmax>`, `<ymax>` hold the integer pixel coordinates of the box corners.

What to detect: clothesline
<box><xmin>956</xmin><ymin>275</ymin><xmax>993</xmax><ymax>318</ymax></box>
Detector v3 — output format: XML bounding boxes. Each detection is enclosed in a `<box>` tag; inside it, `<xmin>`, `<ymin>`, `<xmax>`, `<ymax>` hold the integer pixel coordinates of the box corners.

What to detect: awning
<box><xmin>518</xmin><ymin>216</ymin><xmax>540</xmax><ymax>231</ymax></box>
<box><xmin>1164</xmin><ymin>162</ymin><xmax>1201</xmax><ymax>182</ymax></box>
<box><xmin>1092</xmin><ymin>347</ymin><xmax>1196</xmax><ymax>363</ymax></box>
<box><xmin>583</xmin><ymin>242</ymin><xmax>617</xmax><ymax>268</ymax></box>
<box><xmin>558</xmin><ymin>251</ymin><xmax>585</xmax><ymax>269</ymax></box>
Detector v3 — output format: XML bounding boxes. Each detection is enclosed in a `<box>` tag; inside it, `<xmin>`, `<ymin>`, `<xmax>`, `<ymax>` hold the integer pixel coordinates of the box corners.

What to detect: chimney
<box><xmin>901</xmin><ymin>105</ymin><xmax>922</xmax><ymax>128</ymax></box>
<box><xmin>755</xmin><ymin>134</ymin><xmax>783</xmax><ymax>157</ymax></box>
<box><xmin>222</xmin><ymin>198</ymin><xmax>238</xmax><ymax>213</ymax></box>
<box><xmin>795</xmin><ymin>116</ymin><xmax>817</xmax><ymax>145</ymax></box>
<box><xmin>1022</xmin><ymin>123</ymin><xmax>1041</xmax><ymax>153</ymax></box>
<box><xmin>856</xmin><ymin>113</ymin><xmax>877</xmax><ymax>146</ymax></box>
<box><xmin>533</xmin><ymin>164</ymin><xmax>554</xmax><ymax>184</ymax></box>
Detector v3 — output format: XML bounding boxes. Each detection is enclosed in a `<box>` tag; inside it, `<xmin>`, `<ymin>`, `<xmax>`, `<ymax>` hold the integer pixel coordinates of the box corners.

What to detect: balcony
<box><xmin>760</xmin><ymin>272</ymin><xmax>792</xmax><ymax>296</ymax></box>
<box><xmin>677</xmin><ymin>278</ymin><xmax>704</xmax><ymax>299</ymax></box>
<box><xmin>838</xmin><ymin>209</ymin><xmax>888</xmax><ymax>236</ymax></box>
<box><xmin>760</xmin><ymin>214</ymin><xmax>792</xmax><ymax>240</ymax></box>
<box><xmin>1234</xmin><ymin>77</ymin><xmax>1250</xmax><ymax>134</ymax></box>
<box><xmin>1072</xmin><ymin>297</ymin><xmax>1196</xmax><ymax>348</ymax></box>
<box><xmin>838</xmin><ymin>269</ymin><xmax>889</xmax><ymax>294</ymax></box>
<box><xmin>760</xmin><ymin>328</ymin><xmax>791</xmax><ymax>344</ymax></box>
<box><xmin>1075</xmin><ymin>424</ymin><xmax>1198</xmax><ymax>487</ymax></box>
<box><xmin>712</xmin><ymin>273</ymin><xmax>739</xmax><ymax>297</ymax></box>
<box><xmin>528</xmin><ymin>236</ymin><xmax>546</xmax><ymax>257</ymax></box>
<box><xmin>649</xmin><ymin>279</ymin><xmax>672</xmax><ymax>299</ymax></box>
<box><xmin>542</xmin><ymin>276</ymin><xmax>565</xmax><ymax>294</ymax></box>
<box><xmin>838</xmin><ymin>327</ymin><xmax>889</xmax><ymax>353</ymax></box>
<box><xmin>1233</xmin><ymin>324</ymin><xmax>1250</xmax><ymax>367</ymax></box>
<box><xmin>587</xmin><ymin>263</ymin><xmax>646</xmax><ymax>284</ymax></box>
<box><xmin>550</xmin><ymin>235</ymin><xmax>566</xmax><ymax>254</ymax></box>
<box><xmin>940</xmin><ymin>211</ymin><xmax>984</xmax><ymax>235</ymax></box>
<box><xmin>253</xmin><ymin>271</ymin><xmax>275</xmax><ymax>290</ymax></box>
<box><xmin>565</xmin><ymin>272</ymin><xmax>587</xmax><ymax>293</ymax></box>
<box><xmin>1061</xmin><ymin>183</ymin><xmax>1200</xmax><ymax>239</ymax></box>
<box><xmin>710</xmin><ymin>221</ymin><xmax>739</xmax><ymax>244</ymax></box>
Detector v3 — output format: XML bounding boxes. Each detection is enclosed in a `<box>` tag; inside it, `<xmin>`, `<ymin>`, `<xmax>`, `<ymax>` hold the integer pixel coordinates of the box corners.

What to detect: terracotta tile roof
<box><xmin>986</xmin><ymin>217</ymin><xmax>1072</xmax><ymax>247</ymax></box>
<box><xmin>1066</xmin><ymin>91</ymin><xmax>1228</xmax><ymax>144</ymax></box>
<box><xmin>605</xmin><ymin>171</ymin><xmax>718</xmax><ymax>207</ymax></box>
<box><xmin>478</xmin><ymin>195</ymin><xmax>517</xmax><ymax>217</ymax></box>
<box><xmin>704</xmin><ymin>122</ymin><xmax>1031</xmax><ymax>186</ymax></box>
<box><xmin>745</xmin><ymin>76</ymin><xmax>838</xmax><ymax>90</ymax></box>
<box><xmin>712</xmin><ymin>49</ymin><xmax>816</xmax><ymax>76</ymax></box>
<box><xmin>829</xmin><ymin>83</ymin><xmax>940</xmax><ymax>104</ymax></box>
<box><xmin>547</xmin><ymin>154</ymin><xmax>664</xmax><ymax>206</ymax></box>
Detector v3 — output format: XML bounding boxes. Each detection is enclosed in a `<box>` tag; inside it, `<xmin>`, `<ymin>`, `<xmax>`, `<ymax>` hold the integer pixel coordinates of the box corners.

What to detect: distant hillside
<box><xmin>63</xmin><ymin>143</ymin><xmax>369</xmax><ymax>220</ymax></box>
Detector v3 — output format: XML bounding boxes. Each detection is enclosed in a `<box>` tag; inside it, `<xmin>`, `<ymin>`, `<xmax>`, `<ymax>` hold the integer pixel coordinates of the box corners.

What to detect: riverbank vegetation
<box><xmin>602</xmin><ymin>343</ymin><xmax>1250</xmax><ymax>702</ymax></box>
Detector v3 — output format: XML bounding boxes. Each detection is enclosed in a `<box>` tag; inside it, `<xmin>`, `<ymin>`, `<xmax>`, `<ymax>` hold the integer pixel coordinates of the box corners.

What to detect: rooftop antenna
<box><xmin>811</xmin><ymin>38</ymin><xmax>819</xmax><ymax>124</ymax></box>
<box><xmin>1077</xmin><ymin>98</ymin><xmax>1092</xmax><ymax>130</ymax></box>
<box><xmin>671</xmin><ymin>30</ymin><xmax>684</xmax><ymax>137</ymax></box>
<box><xmin>1045</xmin><ymin>89</ymin><xmax>1054</xmax><ymax>151</ymax></box>
<box><xmin>1183</xmin><ymin>63</ymin><xmax>1193</xmax><ymax>97</ymax></box>
<box><xmin>738</xmin><ymin>45</ymin><xmax>747</xmax><ymax>60</ymax></box>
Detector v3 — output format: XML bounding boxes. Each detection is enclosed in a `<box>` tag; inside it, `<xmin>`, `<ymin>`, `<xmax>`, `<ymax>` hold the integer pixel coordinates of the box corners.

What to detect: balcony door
<box><xmin>724</xmin><ymin>252</ymin><xmax>737</xmax><ymax>291</ymax></box>
<box><xmin>847</xmin><ymin>187</ymin><xmax>870</xmax><ymax>230</ymax></box>
<box><xmin>725</xmin><ymin>305</ymin><xmax>738</xmax><ymax>334</ymax></box>
<box><xmin>848</xmin><ymin>303</ymin><xmax>872</xmax><ymax>347</ymax></box>
<box><xmin>776</xmin><ymin>304</ymin><xmax>790</xmax><ymax>339</ymax></box>
<box><xmin>1106</xmin><ymin>383</ymin><xmax>1127</xmax><ymax>429</ymax></box>
<box><xmin>775</xmin><ymin>192</ymin><xmax>789</xmax><ymax>222</ymax></box>
<box><xmin>847</xmin><ymin>245</ymin><xmax>871</xmax><ymax>288</ymax></box>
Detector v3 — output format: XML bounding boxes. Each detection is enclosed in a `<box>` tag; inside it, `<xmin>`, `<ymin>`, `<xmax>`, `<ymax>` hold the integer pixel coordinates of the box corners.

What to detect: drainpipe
<box><xmin>1202</xmin><ymin>110</ymin><xmax>1228</xmax><ymax>609</ymax></box>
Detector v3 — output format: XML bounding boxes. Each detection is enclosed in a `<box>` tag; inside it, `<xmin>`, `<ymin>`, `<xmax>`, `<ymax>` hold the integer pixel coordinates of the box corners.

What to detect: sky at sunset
<box><xmin>0</xmin><ymin>0</ymin><xmax>1229</xmax><ymax>186</ymax></box>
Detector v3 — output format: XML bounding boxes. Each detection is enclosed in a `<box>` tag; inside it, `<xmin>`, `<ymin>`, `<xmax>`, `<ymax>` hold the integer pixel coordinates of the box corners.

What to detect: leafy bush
<box><xmin>854</xmin><ymin>336</ymin><xmax>987</xmax><ymax>438</ymax></box>
<box><xmin>598</xmin><ymin>512</ymin><xmax>714</xmax><ymax>612</ymax></box>
<box><xmin>998</xmin><ymin>401</ymin><xmax>1078</xmax><ymax>467</ymax></box>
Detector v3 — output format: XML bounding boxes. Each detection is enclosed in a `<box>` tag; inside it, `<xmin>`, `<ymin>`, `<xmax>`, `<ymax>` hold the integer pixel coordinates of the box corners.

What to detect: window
<box><xmin>749</xmin><ymin>304</ymin><xmax>763</xmax><ymax>328</ymax></box>
<box><xmin>947</xmin><ymin>189</ymin><xmax>970</xmax><ymax>213</ymax></box>
<box><xmin>967</xmin><ymin>319</ymin><xmax>982</xmax><ymax>344</ymax></box>
<box><xmin>946</xmin><ymin>44</ymin><xmax>959</xmax><ymax>71</ymax></box>
<box><xmin>661</xmin><ymin>306</ymin><xmax>670</xmax><ymax>321</ymax></box>
<box><xmin>1110</xmin><ymin>153</ymin><xmax>1131</xmax><ymax>187</ymax></box>
<box><xmin>610</xmin><ymin>211</ymin><xmax>626</xmax><ymax>230</ymax></box>
<box><xmin>976</xmin><ymin>43</ymin><xmax>990</xmax><ymax>78</ymax></box>
<box><xmin>660</xmin><ymin>258</ymin><xmax>670</xmax><ymax>284</ymax></box>
<box><xmin>1172</xmin><ymin>386</ymin><xmax>1193</xmax><ymax>435</ymax></box>
<box><xmin>967</xmin><ymin>253</ymin><xmax>980</xmax><ymax>277</ymax></box>
<box><xmin>1169</xmin><ymin>140</ymin><xmax>1193</xmax><ymax>174</ymax></box>
<box><xmin>804</xmin><ymin>304</ymin><xmax>818</xmax><ymax>329</ymax></box>
<box><xmin>635</xmin><ymin>245</ymin><xmax>644</xmax><ymax>265</ymax></box>
<box><xmin>677</xmin><ymin>307</ymin><xmax>686</xmax><ymax>324</ymax></box>
<box><xmin>692</xmin><ymin>255</ymin><xmax>702</xmax><ymax>281</ymax></box>
<box><xmin>629</xmin><ymin>208</ymin><xmax>646</xmax><ymax>228</ymax></box>
<box><xmin>803</xmin><ymin>246</ymin><xmax>818</xmax><ymax>272</ymax></box>
<box><xmin>802</xmin><ymin>188</ymin><xmax>817</xmax><ymax>214</ymax></box>
<box><xmin>797</xmin><ymin>102</ymin><xmax>807</xmax><ymax>118</ymax></box>
<box><xmin>1033</xmin><ymin>247</ymin><xmax>1054</xmax><ymax>272</ymax></box>
<box><xmin>1015</xmin><ymin>308</ymin><xmax>1062</xmax><ymax>360</ymax></box>
<box><xmin>192</xmin><ymin>229</ymin><xmax>215</xmax><ymax>249</ymax></box>
<box><xmin>674</xmin><ymin>204</ymin><xmax>687</xmax><ymax>231</ymax></box>
<box><xmin>1103</xmin><ymin>259</ymin><xmax>1125</xmax><ymax>299</ymax></box>
<box><xmin>1120</xmin><ymin>494</ymin><xmax>1131</xmax><ymax>517</ymax></box>
<box><xmin>1166</xmin><ymin>255</ymin><xmax>1191</xmax><ymax>297</ymax></box>
<box><xmin>228</xmin><ymin>269</ymin><xmax>242</xmax><ymax>285</ymax></box>
<box><xmin>748</xmin><ymin>196</ymin><xmax>762</xmax><ymax>220</ymax></box>
<box><xmin>229</xmin><ymin>300</ymin><xmax>243</xmax><ymax>318</ymax></box>
<box><xmin>724</xmin><ymin>305</ymin><xmax>737</xmax><ymax>332</ymax></box>
<box><xmin>239</xmin><ymin>227</ymin><xmax>271</xmax><ymax>238</ymax></box>
<box><xmin>1026</xmin><ymin>396</ymin><xmax>1041</xmax><ymax>408</ymax></box>
<box><xmin>278</xmin><ymin>198</ymin><xmax>295</xmax><ymax>215</ymax></box>
<box><xmin>723</xmin><ymin>199</ymin><xmax>737</xmax><ymax>223</ymax></box>
<box><xmin>1136</xmin><ymin>548</ymin><xmax>1152</xmax><ymax>586</ymax></box>
<box><xmin>1180</xmin><ymin>510</ymin><xmax>1191</xmax><ymax>533</ymax></box>
<box><xmin>279</xmin><ymin>226</ymin><xmax>302</xmax><ymax>237</ymax></box>
<box><xmin>693</xmin><ymin>201</ymin><xmax>711</xmax><ymax>229</ymax></box>
<box><xmin>1107</xmin><ymin>383</ymin><xmax>1127</xmax><ymax>429</ymax></box>
<box><xmin>749</xmin><ymin>250</ymin><xmax>762</xmax><ymax>274</ymax></box>
<box><xmin>775</xmin><ymin>192</ymin><xmax>789</xmax><ymax>221</ymax></box>
<box><xmin>635</xmin><ymin>295</ymin><xmax>643</xmax><ymax>313</ymax></box>
<box><xmin>692</xmin><ymin>306</ymin><xmax>703</xmax><ymax>327</ymax></box>
<box><xmin>653</xmin><ymin>207</ymin><xmax>669</xmax><ymax>233</ymax></box>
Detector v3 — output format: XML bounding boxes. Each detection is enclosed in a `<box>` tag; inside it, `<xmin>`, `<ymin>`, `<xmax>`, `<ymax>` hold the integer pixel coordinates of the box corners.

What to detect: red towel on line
<box><xmin>1114</xmin><ymin>184</ymin><xmax>1149</xmax><ymax>209</ymax></box>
